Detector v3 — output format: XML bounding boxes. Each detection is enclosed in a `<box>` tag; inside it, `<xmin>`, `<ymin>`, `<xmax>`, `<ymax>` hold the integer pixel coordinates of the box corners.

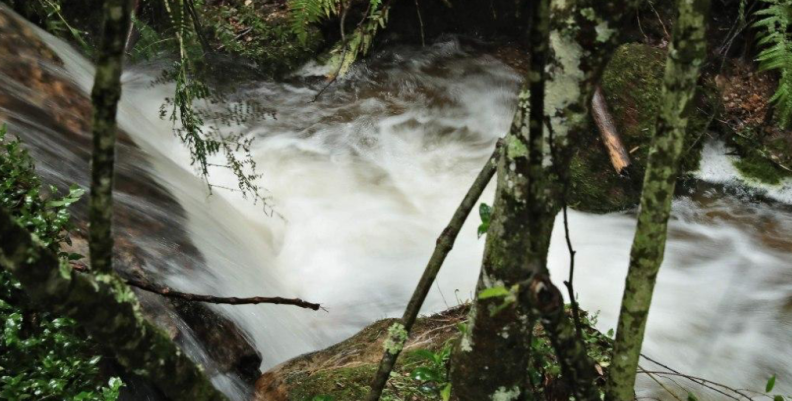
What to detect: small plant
<box><xmin>409</xmin><ymin>341</ymin><xmax>453</xmax><ymax>401</ymax></box>
<box><xmin>477</xmin><ymin>202</ymin><xmax>491</xmax><ymax>238</ymax></box>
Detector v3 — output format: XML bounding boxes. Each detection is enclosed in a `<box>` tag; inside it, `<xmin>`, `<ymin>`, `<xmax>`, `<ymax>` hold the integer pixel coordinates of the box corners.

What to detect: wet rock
<box><xmin>0</xmin><ymin>4</ymin><xmax>261</xmax><ymax>388</ymax></box>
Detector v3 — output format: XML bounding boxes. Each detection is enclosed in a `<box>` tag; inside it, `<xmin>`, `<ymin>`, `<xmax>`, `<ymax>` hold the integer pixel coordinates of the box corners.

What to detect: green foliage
<box><xmin>753</xmin><ymin>0</ymin><xmax>792</xmax><ymax>127</ymax></box>
<box><xmin>287</xmin><ymin>0</ymin><xmax>388</xmax><ymax>77</ymax></box>
<box><xmin>8</xmin><ymin>0</ymin><xmax>92</xmax><ymax>54</ymax></box>
<box><xmin>408</xmin><ymin>342</ymin><xmax>452</xmax><ymax>401</ymax></box>
<box><xmin>0</xmin><ymin>125</ymin><xmax>121</xmax><ymax>400</ymax></box>
<box><xmin>477</xmin><ymin>202</ymin><xmax>491</xmax><ymax>238</ymax></box>
<box><xmin>0</xmin><ymin>126</ymin><xmax>83</xmax><ymax>256</ymax></box>
<box><xmin>154</xmin><ymin>0</ymin><xmax>269</xmax><ymax>205</ymax></box>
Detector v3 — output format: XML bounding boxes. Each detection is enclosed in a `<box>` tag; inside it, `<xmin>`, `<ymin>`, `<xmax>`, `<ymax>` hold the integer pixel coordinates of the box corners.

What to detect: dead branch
<box><xmin>592</xmin><ymin>86</ymin><xmax>631</xmax><ymax>175</ymax></box>
<box><xmin>71</xmin><ymin>263</ymin><xmax>321</xmax><ymax>310</ymax></box>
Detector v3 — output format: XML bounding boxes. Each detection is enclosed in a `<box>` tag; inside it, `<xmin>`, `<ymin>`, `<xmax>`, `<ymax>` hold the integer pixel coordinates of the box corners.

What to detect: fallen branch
<box><xmin>71</xmin><ymin>263</ymin><xmax>321</xmax><ymax>310</ymax></box>
<box><xmin>364</xmin><ymin>140</ymin><xmax>501</xmax><ymax>401</ymax></box>
<box><xmin>592</xmin><ymin>86</ymin><xmax>631</xmax><ymax>175</ymax></box>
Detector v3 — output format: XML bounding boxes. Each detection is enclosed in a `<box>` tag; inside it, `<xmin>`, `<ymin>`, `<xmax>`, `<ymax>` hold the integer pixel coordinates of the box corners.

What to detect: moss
<box><xmin>201</xmin><ymin>1</ymin><xmax>324</xmax><ymax>77</ymax></box>
<box><xmin>568</xmin><ymin>43</ymin><xmax>710</xmax><ymax>213</ymax></box>
<box><xmin>733</xmin><ymin>153</ymin><xmax>789</xmax><ymax>184</ymax></box>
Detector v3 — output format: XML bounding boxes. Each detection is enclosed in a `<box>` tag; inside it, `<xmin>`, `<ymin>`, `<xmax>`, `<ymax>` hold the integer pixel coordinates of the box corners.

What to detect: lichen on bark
<box><xmin>605</xmin><ymin>0</ymin><xmax>712</xmax><ymax>399</ymax></box>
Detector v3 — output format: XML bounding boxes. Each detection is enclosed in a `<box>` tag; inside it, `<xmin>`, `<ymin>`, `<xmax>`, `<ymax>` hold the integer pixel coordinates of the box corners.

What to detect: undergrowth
<box><xmin>0</xmin><ymin>125</ymin><xmax>122</xmax><ymax>400</ymax></box>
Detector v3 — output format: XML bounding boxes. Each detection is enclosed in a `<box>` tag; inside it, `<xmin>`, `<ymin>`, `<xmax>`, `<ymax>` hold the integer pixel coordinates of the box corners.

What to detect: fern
<box><xmin>288</xmin><ymin>0</ymin><xmax>340</xmax><ymax>44</ymax></box>
<box><xmin>753</xmin><ymin>0</ymin><xmax>792</xmax><ymax>127</ymax></box>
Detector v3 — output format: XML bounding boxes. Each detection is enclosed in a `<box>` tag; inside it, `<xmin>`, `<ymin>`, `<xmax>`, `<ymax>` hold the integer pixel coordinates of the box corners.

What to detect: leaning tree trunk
<box><xmin>89</xmin><ymin>0</ymin><xmax>132</xmax><ymax>274</ymax></box>
<box><xmin>449</xmin><ymin>0</ymin><xmax>640</xmax><ymax>399</ymax></box>
<box><xmin>0</xmin><ymin>207</ymin><xmax>226</xmax><ymax>401</ymax></box>
<box><xmin>605</xmin><ymin>1</ymin><xmax>711</xmax><ymax>400</ymax></box>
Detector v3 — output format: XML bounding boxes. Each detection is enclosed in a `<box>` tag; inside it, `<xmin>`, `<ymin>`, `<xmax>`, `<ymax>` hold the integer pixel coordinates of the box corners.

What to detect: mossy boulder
<box><xmin>254</xmin><ymin>307</ymin><xmax>466</xmax><ymax>401</ymax></box>
<box><xmin>568</xmin><ymin>43</ymin><xmax>711</xmax><ymax>213</ymax></box>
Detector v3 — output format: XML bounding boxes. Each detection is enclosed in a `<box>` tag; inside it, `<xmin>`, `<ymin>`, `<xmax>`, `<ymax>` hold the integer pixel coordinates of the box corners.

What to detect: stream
<box><xmin>6</xmin><ymin>21</ymin><xmax>792</xmax><ymax>400</ymax></box>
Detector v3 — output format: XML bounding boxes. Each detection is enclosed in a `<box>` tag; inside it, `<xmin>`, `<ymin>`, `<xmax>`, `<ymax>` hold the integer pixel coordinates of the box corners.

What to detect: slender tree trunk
<box><xmin>89</xmin><ymin>0</ymin><xmax>132</xmax><ymax>274</ymax></box>
<box><xmin>0</xmin><ymin>208</ymin><xmax>226</xmax><ymax>401</ymax></box>
<box><xmin>605</xmin><ymin>1</ymin><xmax>711</xmax><ymax>399</ymax></box>
<box><xmin>449</xmin><ymin>1</ymin><xmax>639</xmax><ymax>399</ymax></box>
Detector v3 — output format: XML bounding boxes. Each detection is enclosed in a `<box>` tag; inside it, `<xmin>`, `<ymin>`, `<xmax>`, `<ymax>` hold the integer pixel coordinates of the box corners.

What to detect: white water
<box><xmin>22</xmin><ymin>27</ymin><xmax>792</xmax><ymax>400</ymax></box>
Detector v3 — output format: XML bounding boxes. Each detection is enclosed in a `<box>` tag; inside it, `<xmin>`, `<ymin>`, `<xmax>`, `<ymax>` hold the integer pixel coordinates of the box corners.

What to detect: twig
<box><xmin>639</xmin><ymin>353</ymin><xmax>751</xmax><ymax>400</ymax></box>
<box><xmin>641</xmin><ymin>367</ymin><xmax>684</xmax><ymax>401</ymax></box>
<box><xmin>414</xmin><ymin>0</ymin><xmax>425</xmax><ymax>47</ymax></box>
<box><xmin>561</xmin><ymin>204</ymin><xmax>583</xmax><ymax>342</ymax></box>
<box><xmin>71</xmin><ymin>263</ymin><xmax>322</xmax><ymax>310</ymax></box>
<box><xmin>364</xmin><ymin>141</ymin><xmax>502</xmax><ymax>401</ymax></box>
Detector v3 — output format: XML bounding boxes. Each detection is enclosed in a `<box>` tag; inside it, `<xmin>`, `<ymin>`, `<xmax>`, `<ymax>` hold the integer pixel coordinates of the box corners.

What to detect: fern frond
<box><xmin>753</xmin><ymin>0</ymin><xmax>792</xmax><ymax>127</ymax></box>
<box><xmin>288</xmin><ymin>0</ymin><xmax>339</xmax><ymax>44</ymax></box>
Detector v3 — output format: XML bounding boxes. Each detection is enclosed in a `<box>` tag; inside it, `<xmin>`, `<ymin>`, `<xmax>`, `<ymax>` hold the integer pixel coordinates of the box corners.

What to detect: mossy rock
<box><xmin>568</xmin><ymin>43</ymin><xmax>711</xmax><ymax>213</ymax></box>
<box><xmin>254</xmin><ymin>307</ymin><xmax>466</xmax><ymax>401</ymax></box>
<box><xmin>200</xmin><ymin>0</ymin><xmax>324</xmax><ymax>78</ymax></box>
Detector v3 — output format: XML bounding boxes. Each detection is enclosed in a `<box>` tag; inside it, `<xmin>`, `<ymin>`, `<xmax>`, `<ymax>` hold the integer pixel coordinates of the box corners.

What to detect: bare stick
<box><xmin>71</xmin><ymin>263</ymin><xmax>321</xmax><ymax>310</ymax></box>
<box><xmin>592</xmin><ymin>86</ymin><xmax>631</xmax><ymax>175</ymax></box>
<box><xmin>561</xmin><ymin>204</ymin><xmax>584</xmax><ymax>341</ymax></box>
<box><xmin>364</xmin><ymin>141</ymin><xmax>501</xmax><ymax>401</ymax></box>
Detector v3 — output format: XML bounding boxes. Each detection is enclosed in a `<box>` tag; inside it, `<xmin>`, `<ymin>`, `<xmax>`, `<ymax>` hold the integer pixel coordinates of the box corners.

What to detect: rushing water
<box><xmin>7</xmin><ymin>20</ymin><xmax>792</xmax><ymax>400</ymax></box>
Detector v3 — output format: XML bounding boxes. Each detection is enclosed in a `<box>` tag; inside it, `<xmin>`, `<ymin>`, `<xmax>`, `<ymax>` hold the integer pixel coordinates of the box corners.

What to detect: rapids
<box><xmin>7</xmin><ymin>22</ymin><xmax>792</xmax><ymax>400</ymax></box>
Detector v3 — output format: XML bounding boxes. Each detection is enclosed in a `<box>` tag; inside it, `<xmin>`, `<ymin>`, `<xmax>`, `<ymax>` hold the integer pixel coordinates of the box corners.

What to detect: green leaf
<box><xmin>767</xmin><ymin>375</ymin><xmax>777</xmax><ymax>393</ymax></box>
<box><xmin>478</xmin><ymin>286</ymin><xmax>510</xmax><ymax>300</ymax></box>
<box><xmin>441</xmin><ymin>383</ymin><xmax>452</xmax><ymax>401</ymax></box>
<box><xmin>773</xmin><ymin>396</ymin><xmax>783</xmax><ymax>401</ymax></box>
<box><xmin>311</xmin><ymin>396</ymin><xmax>334</xmax><ymax>401</ymax></box>
<box><xmin>477</xmin><ymin>203</ymin><xmax>491</xmax><ymax>238</ymax></box>
<box><xmin>686</xmin><ymin>392</ymin><xmax>698</xmax><ymax>401</ymax></box>
<box><xmin>412</xmin><ymin>349</ymin><xmax>439</xmax><ymax>364</ymax></box>
<box><xmin>411</xmin><ymin>367</ymin><xmax>441</xmax><ymax>382</ymax></box>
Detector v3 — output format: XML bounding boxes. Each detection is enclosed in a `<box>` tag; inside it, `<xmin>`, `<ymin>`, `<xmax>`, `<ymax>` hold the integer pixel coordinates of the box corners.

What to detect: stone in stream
<box><xmin>0</xmin><ymin>4</ymin><xmax>262</xmax><ymax>393</ymax></box>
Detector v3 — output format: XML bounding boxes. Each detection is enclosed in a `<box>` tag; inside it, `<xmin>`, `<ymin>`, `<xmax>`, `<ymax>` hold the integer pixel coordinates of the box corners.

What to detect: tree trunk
<box><xmin>0</xmin><ymin>207</ymin><xmax>226</xmax><ymax>401</ymax></box>
<box><xmin>449</xmin><ymin>1</ymin><xmax>639</xmax><ymax>399</ymax></box>
<box><xmin>448</xmin><ymin>0</ymin><xmax>551</xmax><ymax>399</ymax></box>
<box><xmin>605</xmin><ymin>1</ymin><xmax>711</xmax><ymax>399</ymax></box>
<box><xmin>89</xmin><ymin>0</ymin><xmax>133</xmax><ymax>275</ymax></box>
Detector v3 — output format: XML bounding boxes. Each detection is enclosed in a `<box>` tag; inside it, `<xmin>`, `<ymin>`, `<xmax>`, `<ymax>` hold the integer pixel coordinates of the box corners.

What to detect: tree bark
<box><xmin>89</xmin><ymin>0</ymin><xmax>133</xmax><ymax>275</ymax></box>
<box><xmin>364</xmin><ymin>142</ymin><xmax>500</xmax><ymax>401</ymax></box>
<box><xmin>449</xmin><ymin>1</ymin><xmax>640</xmax><ymax>400</ymax></box>
<box><xmin>449</xmin><ymin>1</ymin><xmax>552</xmax><ymax>399</ymax></box>
<box><xmin>605</xmin><ymin>1</ymin><xmax>711</xmax><ymax>400</ymax></box>
<box><xmin>0</xmin><ymin>207</ymin><xmax>226</xmax><ymax>401</ymax></box>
